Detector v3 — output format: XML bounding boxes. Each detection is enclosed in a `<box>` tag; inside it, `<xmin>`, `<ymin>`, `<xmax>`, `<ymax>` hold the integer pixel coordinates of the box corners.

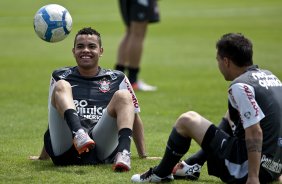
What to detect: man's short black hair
<box><xmin>74</xmin><ymin>27</ymin><xmax>102</xmax><ymax>47</ymax></box>
<box><xmin>216</xmin><ymin>33</ymin><xmax>253</xmax><ymax>67</ymax></box>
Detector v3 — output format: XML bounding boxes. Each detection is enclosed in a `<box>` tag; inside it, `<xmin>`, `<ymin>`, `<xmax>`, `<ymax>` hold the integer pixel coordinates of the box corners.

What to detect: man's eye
<box><xmin>89</xmin><ymin>45</ymin><xmax>96</xmax><ymax>49</ymax></box>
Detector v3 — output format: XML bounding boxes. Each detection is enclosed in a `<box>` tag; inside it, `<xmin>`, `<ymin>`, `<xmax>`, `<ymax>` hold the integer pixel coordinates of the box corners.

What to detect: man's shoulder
<box><xmin>99</xmin><ymin>68</ymin><xmax>125</xmax><ymax>78</ymax></box>
<box><xmin>52</xmin><ymin>66</ymin><xmax>74</xmax><ymax>80</ymax></box>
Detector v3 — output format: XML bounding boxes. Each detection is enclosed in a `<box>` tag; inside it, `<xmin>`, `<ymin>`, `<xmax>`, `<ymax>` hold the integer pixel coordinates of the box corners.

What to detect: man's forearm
<box><xmin>132</xmin><ymin>114</ymin><xmax>147</xmax><ymax>158</ymax></box>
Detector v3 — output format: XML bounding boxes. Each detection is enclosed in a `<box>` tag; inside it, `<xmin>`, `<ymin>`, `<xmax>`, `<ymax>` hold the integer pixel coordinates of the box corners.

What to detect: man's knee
<box><xmin>175</xmin><ymin>111</ymin><xmax>201</xmax><ymax>129</ymax></box>
<box><xmin>54</xmin><ymin>80</ymin><xmax>72</xmax><ymax>92</ymax></box>
<box><xmin>51</xmin><ymin>80</ymin><xmax>72</xmax><ymax>105</ymax></box>
<box><xmin>112</xmin><ymin>90</ymin><xmax>132</xmax><ymax>103</ymax></box>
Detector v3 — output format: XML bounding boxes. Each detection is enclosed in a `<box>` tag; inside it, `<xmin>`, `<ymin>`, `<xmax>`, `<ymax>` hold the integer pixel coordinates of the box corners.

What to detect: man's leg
<box><xmin>172</xmin><ymin>117</ymin><xmax>232</xmax><ymax>180</ymax></box>
<box><xmin>91</xmin><ymin>89</ymin><xmax>135</xmax><ymax>171</ymax></box>
<box><xmin>116</xmin><ymin>22</ymin><xmax>147</xmax><ymax>83</ymax></box>
<box><xmin>126</xmin><ymin>22</ymin><xmax>147</xmax><ymax>83</ymax></box>
<box><xmin>116</xmin><ymin>27</ymin><xmax>130</xmax><ymax>73</ymax></box>
<box><xmin>108</xmin><ymin>89</ymin><xmax>135</xmax><ymax>171</ymax></box>
<box><xmin>50</xmin><ymin>80</ymin><xmax>95</xmax><ymax>155</ymax></box>
<box><xmin>131</xmin><ymin>111</ymin><xmax>212</xmax><ymax>182</ymax></box>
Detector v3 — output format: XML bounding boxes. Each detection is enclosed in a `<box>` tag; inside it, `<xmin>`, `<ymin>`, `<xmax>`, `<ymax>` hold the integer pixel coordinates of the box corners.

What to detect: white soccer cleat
<box><xmin>73</xmin><ymin>129</ymin><xmax>95</xmax><ymax>154</ymax></box>
<box><xmin>172</xmin><ymin>160</ymin><xmax>201</xmax><ymax>180</ymax></box>
<box><xmin>113</xmin><ymin>150</ymin><xmax>131</xmax><ymax>172</ymax></box>
<box><xmin>131</xmin><ymin>167</ymin><xmax>174</xmax><ymax>183</ymax></box>
<box><xmin>132</xmin><ymin>80</ymin><xmax>157</xmax><ymax>92</ymax></box>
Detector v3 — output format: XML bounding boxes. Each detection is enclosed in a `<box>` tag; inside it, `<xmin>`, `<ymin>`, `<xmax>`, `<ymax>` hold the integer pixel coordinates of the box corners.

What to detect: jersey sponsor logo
<box><xmin>252</xmin><ymin>72</ymin><xmax>282</xmax><ymax>89</ymax></box>
<box><xmin>243</xmin><ymin>85</ymin><xmax>259</xmax><ymax>116</ymax></box>
<box><xmin>98</xmin><ymin>78</ymin><xmax>110</xmax><ymax>93</ymax></box>
<box><xmin>261</xmin><ymin>155</ymin><xmax>282</xmax><ymax>174</ymax></box>
<box><xmin>124</xmin><ymin>78</ymin><xmax>139</xmax><ymax>109</ymax></box>
<box><xmin>74</xmin><ymin>100</ymin><xmax>104</xmax><ymax>121</ymax></box>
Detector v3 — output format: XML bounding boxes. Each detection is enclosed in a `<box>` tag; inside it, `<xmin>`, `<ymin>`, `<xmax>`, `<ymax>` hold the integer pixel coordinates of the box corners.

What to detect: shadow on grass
<box><xmin>28</xmin><ymin>159</ymin><xmax>111</xmax><ymax>175</ymax></box>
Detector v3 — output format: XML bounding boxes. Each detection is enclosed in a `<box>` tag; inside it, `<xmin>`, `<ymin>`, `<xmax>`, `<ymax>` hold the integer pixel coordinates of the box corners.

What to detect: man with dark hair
<box><xmin>131</xmin><ymin>33</ymin><xmax>282</xmax><ymax>183</ymax></box>
<box><xmin>30</xmin><ymin>27</ymin><xmax>147</xmax><ymax>172</ymax></box>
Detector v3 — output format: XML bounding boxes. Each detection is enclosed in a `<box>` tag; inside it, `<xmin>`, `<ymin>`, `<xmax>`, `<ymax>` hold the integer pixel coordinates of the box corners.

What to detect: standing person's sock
<box><xmin>154</xmin><ymin>128</ymin><xmax>191</xmax><ymax>178</ymax></box>
<box><xmin>128</xmin><ymin>67</ymin><xmax>139</xmax><ymax>84</ymax></box>
<box><xmin>117</xmin><ymin>128</ymin><xmax>132</xmax><ymax>152</ymax></box>
<box><xmin>64</xmin><ymin>109</ymin><xmax>82</xmax><ymax>135</ymax></box>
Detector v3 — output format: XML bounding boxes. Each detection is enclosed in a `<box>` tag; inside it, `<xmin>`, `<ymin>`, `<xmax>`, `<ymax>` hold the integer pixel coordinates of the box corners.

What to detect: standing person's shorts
<box><xmin>119</xmin><ymin>0</ymin><xmax>160</xmax><ymax>26</ymax></box>
<box><xmin>44</xmin><ymin>105</ymin><xmax>119</xmax><ymax>165</ymax></box>
<box><xmin>201</xmin><ymin>124</ymin><xmax>275</xmax><ymax>183</ymax></box>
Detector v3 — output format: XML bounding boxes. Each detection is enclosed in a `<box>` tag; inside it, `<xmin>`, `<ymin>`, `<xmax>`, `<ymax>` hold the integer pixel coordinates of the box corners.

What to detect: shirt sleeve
<box><xmin>228</xmin><ymin>83</ymin><xmax>265</xmax><ymax>129</ymax></box>
<box><xmin>118</xmin><ymin>75</ymin><xmax>141</xmax><ymax>113</ymax></box>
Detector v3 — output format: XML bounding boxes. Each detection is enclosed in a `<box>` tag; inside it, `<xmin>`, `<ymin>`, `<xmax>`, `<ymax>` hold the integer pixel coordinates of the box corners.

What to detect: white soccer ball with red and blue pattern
<box><xmin>33</xmin><ymin>4</ymin><xmax>72</xmax><ymax>42</ymax></box>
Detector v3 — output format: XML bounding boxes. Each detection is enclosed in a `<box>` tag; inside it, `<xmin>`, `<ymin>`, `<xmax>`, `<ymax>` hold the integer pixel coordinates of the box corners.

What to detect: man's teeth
<box><xmin>81</xmin><ymin>56</ymin><xmax>91</xmax><ymax>58</ymax></box>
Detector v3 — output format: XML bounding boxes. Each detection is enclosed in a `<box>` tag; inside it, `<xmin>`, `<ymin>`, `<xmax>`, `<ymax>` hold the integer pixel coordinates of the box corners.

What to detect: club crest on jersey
<box><xmin>99</xmin><ymin>78</ymin><xmax>110</xmax><ymax>93</ymax></box>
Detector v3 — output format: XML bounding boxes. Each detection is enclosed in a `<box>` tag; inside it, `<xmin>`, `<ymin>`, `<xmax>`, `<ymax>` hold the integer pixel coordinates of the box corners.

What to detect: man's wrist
<box><xmin>139</xmin><ymin>153</ymin><xmax>147</xmax><ymax>158</ymax></box>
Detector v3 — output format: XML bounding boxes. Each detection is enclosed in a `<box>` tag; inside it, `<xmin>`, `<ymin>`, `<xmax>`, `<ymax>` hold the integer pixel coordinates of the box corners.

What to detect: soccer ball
<box><xmin>33</xmin><ymin>4</ymin><xmax>72</xmax><ymax>43</ymax></box>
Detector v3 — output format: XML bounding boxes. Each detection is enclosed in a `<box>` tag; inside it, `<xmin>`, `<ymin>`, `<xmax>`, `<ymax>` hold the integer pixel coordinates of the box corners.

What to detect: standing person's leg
<box><xmin>127</xmin><ymin>21</ymin><xmax>157</xmax><ymax>91</ymax></box>
<box><xmin>126</xmin><ymin>22</ymin><xmax>147</xmax><ymax>84</ymax></box>
<box><xmin>115</xmin><ymin>0</ymin><xmax>130</xmax><ymax>73</ymax></box>
<box><xmin>91</xmin><ymin>90</ymin><xmax>135</xmax><ymax>171</ymax></box>
<box><xmin>131</xmin><ymin>111</ymin><xmax>212</xmax><ymax>182</ymax></box>
<box><xmin>116</xmin><ymin>27</ymin><xmax>129</xmax><ymax>73</ymax></box>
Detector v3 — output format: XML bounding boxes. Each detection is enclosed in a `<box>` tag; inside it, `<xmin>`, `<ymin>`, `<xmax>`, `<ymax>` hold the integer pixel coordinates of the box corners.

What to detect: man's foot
<box><xmin>132</xmin><ymin>80</ymin><xmax>157</xmax><ymax>92</ymax></box>
<box><xmin>112</xmin><ymin>150</ymin><xmax>131</xmax><ymax>172</ymax></box>
<box><xmin>131</xmin><ymin>167</ymin><xmax>174</xmax><ymax>183</ymax></box>
<box><xmin>73</xmin><ymin>129</ymin><xmax>95</xmax><ymax>154</ymax></box>
<box><xmin>172</xmin><ymin>161</ymin><xmax>201</xmax><ymax>180</ymax></box>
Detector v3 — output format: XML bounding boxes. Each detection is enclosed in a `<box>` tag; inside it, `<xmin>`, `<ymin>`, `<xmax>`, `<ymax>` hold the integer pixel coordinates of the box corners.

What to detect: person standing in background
<box><xmin>115</xmin><ymin>0</ymin><xmax>160</xmax><ymax>91</ymax></box>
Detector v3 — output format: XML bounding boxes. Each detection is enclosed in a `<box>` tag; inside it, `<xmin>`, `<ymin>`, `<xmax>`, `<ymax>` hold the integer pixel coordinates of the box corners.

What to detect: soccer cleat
<box><xmin>73</xmin><ymin>129</ymin><xmax>95</xmax><ymax>154</ymax></box>
<box><xmin>172</xmin><ymin>161</ymin><xmax>201</xmax><ymax>180</ymax></box>
<box><xmin>131</xmin><ymin>167</ymin><xmax>174</xmax><ymax>183</ymax></box>
<box><xmin>112</xmin><ymin>150</ymin><xmax>131</xmax><ymax>172</ymax></box>
<box><xmin>132</xmin><ymin>80</ymin><xmax>157</xmax><ymax>92</ymax></box>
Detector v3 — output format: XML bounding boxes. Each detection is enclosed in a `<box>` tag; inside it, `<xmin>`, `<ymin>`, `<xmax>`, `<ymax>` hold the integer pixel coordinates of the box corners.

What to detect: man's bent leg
<box><xmin>173</xmin><ymin>117</ymin><xmax>232</xmax><ymax>180</ymax></box>
<box><xmin>91</xmin><ymin>108</ymin><xmax>119</xmax><ymax>161</ymax></box>
<box><xmin>49</xmin><ymin>104</ymin><xmax>73</xmax><ymax>156</ymax></box>
<box><xmin>51</xmin><ymin>80</ymin><xmax>95</xmax><ymax>155</ymax></box>
<box><xmin>107</xmin><ymin>90</ymin><xmax>135</xmax><ymax>171</ymax></box>
<box><xmin>131</xmin><ymin>111</ymin><xmax>212</xmax><ymax>182</ymax></box>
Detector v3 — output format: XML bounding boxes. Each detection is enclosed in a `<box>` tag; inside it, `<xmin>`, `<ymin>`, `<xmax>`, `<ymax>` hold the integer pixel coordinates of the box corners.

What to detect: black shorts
<box><xmin>119</xmin><ymin>0</ymin><xmax>160</xmax><ymax>26</ymax></box>
<box><xmin>201</xmin><ymin>125</ymin><xmax>274</xmax><ymax>183</ymax></box>
<box><xmin>44</xmin><ymin>129</ymin><xmax>117</xmax><ymax>166</ymax></box>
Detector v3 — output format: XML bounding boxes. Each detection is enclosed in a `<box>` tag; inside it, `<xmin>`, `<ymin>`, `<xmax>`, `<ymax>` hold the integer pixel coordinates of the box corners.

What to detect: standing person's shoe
<box><xmin>172</xmin><ymin>160</ymin><xmax>201</xmax><ymax>180</ymax></box>
<box><xmin>73</xmin><ymin>129</ymin><xmax>95</xmax><ymax>154</ymax></box>
<box><xmin>132</xmin><ymin>80</ymin><xmax>157</xmax><ymax>92</ymax></box>
<box><xmin>131</xmin><ymin>167</ymin><xmax>174</xmax><ymax>182</ymax></box>
<box><xmin>113</xmin><ymin>150</ymin><xmax>131</xmax><ymax>172</ymax></box>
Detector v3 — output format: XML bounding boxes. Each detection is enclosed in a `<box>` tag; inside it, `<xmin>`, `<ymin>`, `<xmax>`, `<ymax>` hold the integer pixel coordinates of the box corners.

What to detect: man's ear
<box><xmin>223</xmin><ymin>57</ymin><xmax>231</xmax><ymax>67</ymax></box>
<box><xmin>99</xmin><ymin>47</ymin><xmax>104</xmax><ymax>57</ymax></box>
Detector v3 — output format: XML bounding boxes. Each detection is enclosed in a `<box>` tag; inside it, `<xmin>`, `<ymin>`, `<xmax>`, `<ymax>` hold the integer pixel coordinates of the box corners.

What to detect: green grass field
<box><xmin>1</xmin><ymin>0</ymin><xmax>282</xmax><ymax>183</ymax></box>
